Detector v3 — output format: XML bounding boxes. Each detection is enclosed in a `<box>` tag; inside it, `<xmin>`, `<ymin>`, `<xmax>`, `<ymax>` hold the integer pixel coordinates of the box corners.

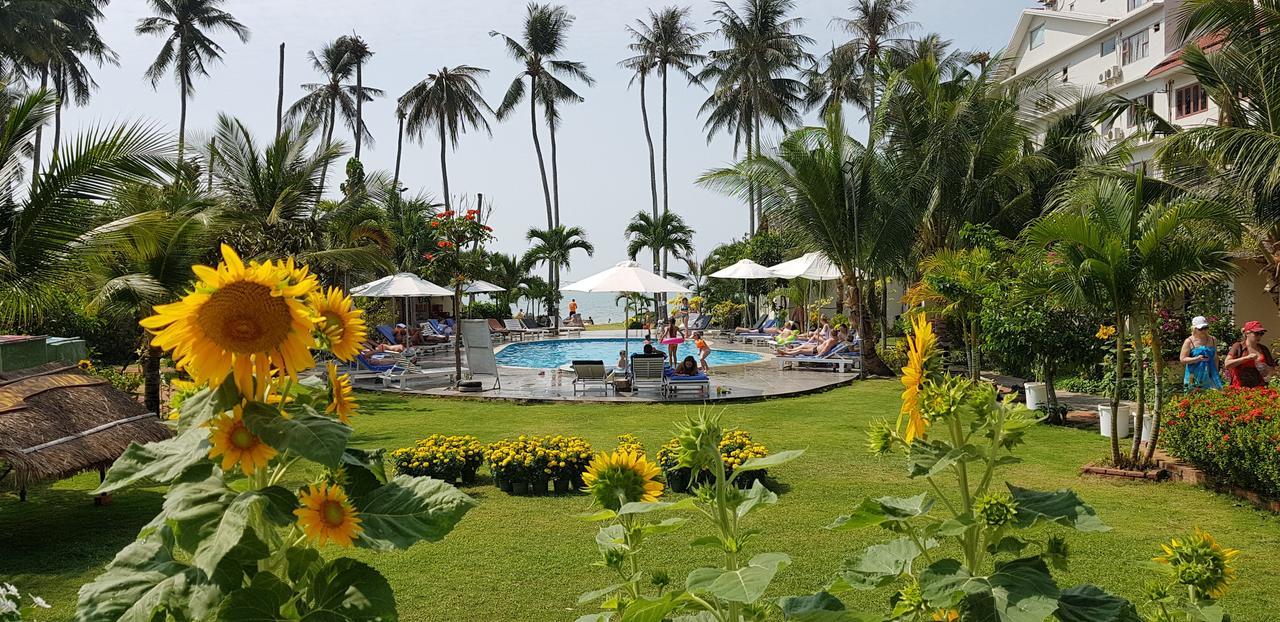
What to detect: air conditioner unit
<box><xmin>1098</xmin><ymin>72</ymin><xmax>1108</xmax><ymax>84</ymax></box>
<box><xmin>1110</xmin><ymin>65</ymin><xmax>1123</xmax><ymax>81</ymax></box>
<box><xmin>1108</xmin><ymin>127</ymin><xmax>1126</xmax><ymax>142</ymax></box>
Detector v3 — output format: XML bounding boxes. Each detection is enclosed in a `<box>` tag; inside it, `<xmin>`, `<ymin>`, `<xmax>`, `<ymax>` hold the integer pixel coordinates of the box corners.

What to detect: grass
<box><xmin>4</xmin><ymin>381</ymin><xmax>1279</xmax><ymax>621</ymax></box>
<box><xmin>585</xmin><ymin>322</ymin><xmax>627</xmax><ymax>331</ymax></box>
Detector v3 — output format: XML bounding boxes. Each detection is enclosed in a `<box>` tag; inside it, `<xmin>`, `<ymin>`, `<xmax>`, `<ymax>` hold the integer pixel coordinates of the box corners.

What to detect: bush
<box><xmin>0</xmin><ymin>290</ymin><xmax>140</xmax><ymax>365</ymax></box>
<box><xmin>463</xmin><ymin>301</ymin><xmax>509</xmax><ymax>320</ymax></box>
<box><xmin>484</xmin><ymin>434</ymin><xmax>593</xmax><ymax>487</ymax></box>
<box><xmin>77</xmin><ymin>359</ymin><xmax>143</xmax><ymax>395</ymax></box>
<box><xmin>1162</xmin><ymin>388</ymin><xmax>1280</xmax><ymax>498</ymax></box>
<box><xmin>391</xmin><ymin>435</ymin><xmax>486</xmax><ymax>484</ymax></box>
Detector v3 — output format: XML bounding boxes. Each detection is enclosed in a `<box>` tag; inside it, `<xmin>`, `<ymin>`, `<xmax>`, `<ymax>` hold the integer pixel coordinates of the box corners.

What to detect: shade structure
<box><xmin>561</xmin><ymin>260</ymin><xmax>690</xmax><ymax>294</ymax></box>
<box><xmin>768</xmin><ymin>252</ymin><xmax>843</xmax><ymax>281</ymax></box>
<box><xmin>709</xmin><ymin>259</ymin><xmax>776</xmax><ymax>326</ymax></box>
<box><xmin>350</xmin><ymin>272</ymin><xmax>453</xmax><ymax>297</ymax></box>
<box><xmin>463</xmin><ymin>279</ymin><xmax>506</xmax><ymax>294</ymax></box>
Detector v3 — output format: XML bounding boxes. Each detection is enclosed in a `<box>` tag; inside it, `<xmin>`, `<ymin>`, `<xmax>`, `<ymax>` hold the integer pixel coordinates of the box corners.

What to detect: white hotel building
<box><xmin>1000</xmin><ymin>0</ymin><xmax>1272</xmax><ymax>327</ymax></box>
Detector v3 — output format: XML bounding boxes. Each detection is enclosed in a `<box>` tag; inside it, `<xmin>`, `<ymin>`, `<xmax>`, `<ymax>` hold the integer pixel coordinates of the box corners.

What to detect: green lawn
<box><xmin>4</xmin><ymin>381</ymin><xmax>1279</xmax><ymax>621</ymax></box>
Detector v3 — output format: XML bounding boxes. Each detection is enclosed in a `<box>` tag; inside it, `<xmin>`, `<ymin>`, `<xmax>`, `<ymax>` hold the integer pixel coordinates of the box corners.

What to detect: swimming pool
<box><xmin>495</xmin><ymin>338</ymin><xmax>763</xmax><ymax>369</ymax></box>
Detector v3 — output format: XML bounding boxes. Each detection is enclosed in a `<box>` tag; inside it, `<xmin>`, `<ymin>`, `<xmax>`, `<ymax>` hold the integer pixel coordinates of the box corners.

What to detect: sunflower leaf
<box><xmin>354</xmin><ymin>475</ymin><xmax>476</xmax><ymax>550</ymax></box>
<box><xmin>242</xmin><ymin>402</ymin><xmax>350</xmax><ymax>469</ymax></box>
<box><xmin>96</xmin><ymin>426</ymin><xmax>210</xmax><ymax>494</ymax></box>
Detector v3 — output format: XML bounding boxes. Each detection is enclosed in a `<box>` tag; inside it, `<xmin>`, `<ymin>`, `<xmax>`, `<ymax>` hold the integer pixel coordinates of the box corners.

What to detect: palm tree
<box><xmin>288</xmin><ymin>38</ymin><xmax>384</xmax><ymax>197</ymax></box>
<box><xmin>619</xmin><ymin>51</ymin><xmax>659</xmax><ymax>220</ymax></box>
<box><xmin>700</xmin><ymin>109</ymin><xmax>915</xmax><ymax>376</ymax></box>
<box><xmin>399</xmin><ymin>65</ymin><xmax>494</xmax><ymax>210</ymax></box>
<box><xmin>904</xmin><ymin>247</ymin><xmax>999</xmax><ymax>381</ymax></box>
<box><xmin>524</xmin><ymin>224</ymin><xmax>594</xmax><ymax>333</ymax></box>
<box><xmin>336</xmin><ymin>34</ymin><xmax>373</xmax><ymax>161</ymax></box>
<box><xmin>678</xmin><ymin>255</ymin><xmax>710</xmax><ymax>296</ymax></box>
<box><xmin>624</xmin><ymin>210</ymin><xmax>695</xmax><ymax>318</ymax></box>
<box><xmin>44</xmin><ymin>0</ymin><xmax>117</xmax><ymax>162</ymax></box>
<box><xmin>700</xmin><ymin>0</ymin><xmax>814</xmax><ymax>235</ymax></box>
<box><xmin>373</xmin><ymin>179</ymin><xmax>442</xmax><ymax>272</ymax></box>
<box><xmin>392</xmin><ymin>102</ymin><xmax>406</xmax><ymax>190</ymax></box>
<box><xmin>1025</xmin><ymin>170</ymin><xmax>1241</xmax><ymax>466</ymax></box>
<box><xmin>491</xmin><ymin>3</ymin><xmax>595</xmax><ymax>228</ymax></box>
<box><xmin>135</xmin><ymin>0</ymin><xmax>250</xmax><ymax>164</ymax></box>
<box><xmin>815</xmin><ymin>0</ymin><xmax>916</xmax><ymax>127</ymax></box>
<box><xmin>487</xmin><ymin>252</ymin><xmax>534</xmax><ymax>311</ymax></box>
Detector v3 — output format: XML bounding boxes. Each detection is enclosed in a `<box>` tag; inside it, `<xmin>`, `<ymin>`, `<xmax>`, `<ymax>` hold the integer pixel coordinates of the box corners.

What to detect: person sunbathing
<box><xmin>361</xmin><ymin>343</ymin><xmax>404</xmax><ymax>356</ymax></box>
<box><xmin>779</xmin><ymin>330</ymin><xmax>842</xmax><ymax>358</ymax></box>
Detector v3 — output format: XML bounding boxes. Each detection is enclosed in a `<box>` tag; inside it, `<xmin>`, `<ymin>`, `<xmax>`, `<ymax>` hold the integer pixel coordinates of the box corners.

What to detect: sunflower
<box><xmin>1154</xmin><ymin>528</ymin><xmax>1239</xmax><ymax>599</ymax></box>
<box><xmin>581</xmin><ymin>450</ymin><xmax>663</xmax><ymax>510</ymax></box>
<box><xmin>898</xmin><ymin>313</ymin><xmax>938</xmax><ymax>443</ymax></box>
<box><xmin>295</xmin><ymin>482</ymin><xmax>363</xmax><ymax>547</ymax></box>
<box><xmin>141</xmin><ymin>245</ymin><xmax>319</xmax><ymax>398</ymax></box>
<box><xmin>931</xmin><ymin>609</ymin><xmax>959</xmax><ymax>622</ymax></box>
<box><xmin>325</xmin><ymin>363</ymin><xmax>358</xmax><ymax>423</ymax></box>
<box><xmin>310</xmin><ymin>287</ymin><xmax>366</xmax><ymax>361</ymax></box>
<box><xmin>207</xmin><ymin>406</ymin><xmax>277</xmax><ymax>475</ymax></box>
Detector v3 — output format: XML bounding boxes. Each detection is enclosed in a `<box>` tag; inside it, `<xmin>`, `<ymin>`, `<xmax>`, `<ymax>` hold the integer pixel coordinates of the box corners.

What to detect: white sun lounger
<box><xmin>571</xmin><ymin>360</ymin><xmax>614</xmax><ymax>394</ymax></box>
<box><xmin>629</xmin><ymin>354</ymin><xmax>667</xmax><ymax>394</ymax></box>
<box><xmin>776</xmin><ymin>342</ymin><xmax>862</xmax><ymax>373</ymax></box>
<box><xmin>379</xmin><ymin>351</ymin><xmax>461</xmax><ymax>390</ymax></box>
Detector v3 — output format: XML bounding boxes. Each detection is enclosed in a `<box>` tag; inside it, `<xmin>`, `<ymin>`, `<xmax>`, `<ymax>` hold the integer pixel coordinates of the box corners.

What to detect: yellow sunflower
<box><xmin>207</xmin><ymin>406</ymin><xmax>277</xmax><ymax>475</ymax></box>
<box><xmin>325</xmin><ymin>362</ymin><xmax>358</xmax><ymax>423</ymax></box>
<box><xmin>1154</xmin><ymin>528</ymin><xmax>1240</xmax><ymax>599</ymax></box>
<box><xmin>581</xmin><ymin>450</ymin><xmax>663</xmax><ymax>510</ymax></box>
<box><xmin>931</xmin><ymin>609</ymin><xmax>959</xmax><ymax>622</ymax></box>
<box><xmin>140</xmin><ymin>245</ymin><xmax>319</xmax><ymax>399</ymax></box>
<box><xmin>898</xmin><ymin>313</ymin><xmax>937</xmax><ymax>443</ymax></box>
<box><xmin>310</xmin><ymin>287</ymin><xmax>366</xmax><ymax>361</ymax></box>
<box><xmin>295</xmin><ymin>482</ymin><xmax>363</xmax><ymax>547</ymax></box>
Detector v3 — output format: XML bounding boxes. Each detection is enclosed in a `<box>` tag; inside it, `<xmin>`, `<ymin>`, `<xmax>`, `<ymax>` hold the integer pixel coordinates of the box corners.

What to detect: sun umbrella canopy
<box><xmin>709</xmin><ymin>259</ymin><xmax>776</xmax><ymax>280</ymax></box>
<box><xmin>463</xmin><ymin>279</ymin><xmax>506</xmax><ymax>294</ymax></box>
<box><xmin>768</xmin><ymin>252</ymin><xmax>843</xmax><ymax>281</ymax></box>
<box><xmin>560</xmin><ymin>260</ymin><xmax>690</xmax><ymax>294</ymax></box>
<box><xmin>349</xmin><ymin>273</ymin><xmax>453</xmax><ymax>297</ymax></box>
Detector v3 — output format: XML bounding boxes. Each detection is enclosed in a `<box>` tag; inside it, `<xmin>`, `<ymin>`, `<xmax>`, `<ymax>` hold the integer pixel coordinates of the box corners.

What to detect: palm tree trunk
<box><xmin>529</xmin><ymin>76</ymin><xmax>554</xmax><ymax>229</ymax></box>
<box><xmin>844</xmin><ymin>274</ymin><xmax>892</xmax><ymax>376</ymax></box>
<box><xmin>549</xmin><ymin>118</ymin><xmax>561</xmax><ymax>227</ymax></box>
<box><xmin>640</xmin><ymin>73</ymin><xmax>658</xmax><ymax>219</ymax></box>
<box><xmin>144</xmin><ymin>341</ymin><xmax>162</xmax><ymax>415</ymax></box>
<box><xmin>753</xmin><ymin>111</ymin><xmax>763</xmax><ymax>230</ymax></box>
<box><xmin>276</xmin><ymin>43</ymin><xmax>286</xmax><ymax>138</ymax></box>
<box><xmin>1109</xmin><ymin>316</ymin><xmax>1125</xmax><ymax>464</ymax></box>
<box><xmin>207</xmin><ymin>137</ymin><xmax>216</xmax><ymax>192</ymax></box>
<box><xmin>746</xmin><ymin>123</ymin><xmax>756</xmax><ymax>236</ymax></box>
<box><xmin>1143</xmin><ymin>319</ymin><xmax>1164</xmax><ymax>464</ymax></box>
<box><xmin>178</xmin><ymin>70</ymin><xmax>189</xmax><ymax>167</ymax></box>
<box><xmin>354</xmin><ymin>60</ymin><xmax>364</xmax><ymax>160</ymax></box>
<box><xmin>439</xmin><ymin>123</ymin><xmax>451</xmax><ymax>210</ymax></box>
<box><xmin>31</xmin><ymin>64</ymin><xmax>48</xmax><ymax>186</ymax></box>
<box><xmin>393</xmin><ymin>111</ymin><xmax>405</xmax><ymax>190</ymax></box>
<box><xmin>1130</xmin><ymin>330</ymin><xmax>1146</xmax><ymax>464</ymax></box>
<box><xmin>317</xmin><ymin>99</ymin><xmax>336</xmax><ymax>198</ymax></box>
<box><xmin>52</xmin><ymin>66</ymin><xmax>63</xmax><ymax>163</ymax></box>
<box><xmin>661</xmin><ymin>66</ymin><xmax>670</xmax><ymax>217</ymax></box>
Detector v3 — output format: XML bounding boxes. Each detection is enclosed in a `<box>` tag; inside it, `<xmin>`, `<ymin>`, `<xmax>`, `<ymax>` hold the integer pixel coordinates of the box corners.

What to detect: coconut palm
<box><xmin>524</xmin><ymin>224</ymin><xmax>593</xmax><ymax>333</ymax></box>
<box><xmin>491</xmin><ymin>3</ymin><xmax>595</xmax><ymax>228</ymax></box>
<box><xmin>678</xmin><ymin>255</ymin><xmax>710</xmax><ymax>296</ymax></box>
<box><xmin>337</xmin><ymin>34</ymin><xmax>373</xmax><ymax>160</ymax></box>
<box><xmin>39</xmin><ymin>0</ymin><xmax>116</xmax><ymax>162</ymax></box>
<box><xmin>1025</xmin><ymin>170</ymin><xmax>1242</xmax><ymax>465</ymax></box>
<box><xmin>288</xmin><ymin>38</ymin><xmax>384</xmax><ymax>197</ymax></box>
<box><xmin>625</xmin><ymin>209</ymin><xmax>695</xmax><ymax>320</ymax></box>
<box><xmin>374</xmin><ymin>180</ymin><xmax>441</xmax><ymax>272</ymax></box>
<box><xmin>487</xmin><ymin>252</ymin><xmax>534</xmax><ymax>311</ymax></box>
<box><xmin>619</xmin><ymin>51</ymin><xmax>659</xmax><ymax>220</ymax></box>
<box><xmin>135</xmin><ymin>0</ymin><xmax>250</xmax><ymax>164</ymax></box>
<box><xmin>700</xmin><ymin>0</ymin><xmax>814</xmax><ymax>234</ymax></box>
<box><xmin>399</xmin><ymin>65</ymin><xmax>494</xmax><ymax>210</ymax></box>
<box><xmin>813</xmin><ymin>0</ymin><xmax>916</xmax><ymax>126</ymax></box>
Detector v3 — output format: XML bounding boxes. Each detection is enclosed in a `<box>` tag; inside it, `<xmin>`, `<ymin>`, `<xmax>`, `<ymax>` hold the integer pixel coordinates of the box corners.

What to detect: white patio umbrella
<box><xmin>768</xmin><ymin>253</ymin><xmax>846</xmax><ymax>331</ymax></box>
<box><xmin>709</xmin><ymin>259</ymin><xmax>776</xmax><ymax>326</ymax></box>
<box><xmin>462</xmin><ymin>279</ymin><xmax>506</xmax><ymax>318</ymax></box>
<box><xmin>350</xmin><ymin>272</ymin><xmax>453</xmax><ymax>325</ymax></box>
<box><xmin>561</xmin><ymin>260</ymin><xmax>689</xmax><ymax>354</ymax></box>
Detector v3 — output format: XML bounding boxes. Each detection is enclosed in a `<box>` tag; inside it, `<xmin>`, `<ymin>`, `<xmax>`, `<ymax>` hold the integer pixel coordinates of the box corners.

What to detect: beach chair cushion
<box><xmin>357</xmin><ymin>354</ymin><xmax>396</xmax><ymax>372</ymax></box>
<box><xmin>376</xmin><ymin>325</ymin><xmax>399</xmax><ymax>345</ymax></box>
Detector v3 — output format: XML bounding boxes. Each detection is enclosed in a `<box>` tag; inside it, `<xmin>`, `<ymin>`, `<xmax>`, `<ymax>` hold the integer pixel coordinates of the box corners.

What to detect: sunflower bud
<box><xmin>974</xmin><ymin>493</ymin><xmax>1018</xmax><ymax>528</ymax></box>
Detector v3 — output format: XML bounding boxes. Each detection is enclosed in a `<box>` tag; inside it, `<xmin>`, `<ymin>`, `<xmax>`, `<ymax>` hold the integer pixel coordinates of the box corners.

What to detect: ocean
<box><xmin>495</xmin><ymin>291</ymin><xmax>645</xmax><ymax>325</ymax></box>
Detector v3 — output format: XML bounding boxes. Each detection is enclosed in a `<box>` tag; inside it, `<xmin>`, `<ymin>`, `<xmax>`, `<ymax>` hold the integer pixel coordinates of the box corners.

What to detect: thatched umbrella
<box><xmin>0</xmin><ymin>363</ymin><xmax>171</xmax><ymax>500</ymax></box>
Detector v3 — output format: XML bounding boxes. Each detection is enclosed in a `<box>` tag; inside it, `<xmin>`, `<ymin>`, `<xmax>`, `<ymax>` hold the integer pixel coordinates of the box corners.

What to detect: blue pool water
<box><xmin>496</xmin><ymin>338</ymin><xmax>763</xmax><ymax>369</ymax></box>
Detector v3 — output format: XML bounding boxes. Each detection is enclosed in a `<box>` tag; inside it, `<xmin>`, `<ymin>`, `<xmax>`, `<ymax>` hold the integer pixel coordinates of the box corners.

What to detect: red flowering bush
<box><xmin>1162</xmin><ymin>387</ymin><xmax>1280</xmax><ymax>497</ymax></box>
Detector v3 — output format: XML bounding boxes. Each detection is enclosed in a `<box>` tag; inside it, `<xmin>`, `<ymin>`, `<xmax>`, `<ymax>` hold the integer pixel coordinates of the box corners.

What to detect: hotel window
<box><xmin>1127</xmin><ymin>93</ymin><xmax>1154</xmax><ymax>127</ymax></box>
<box><xmin>1030</xmin><ymin>25</ymin><xmax>1046</xmax><ymax>49</ymax></box>
<box><xmin>1121</xmin><ymin>29</ymin><xmax>1149</xmax><ymax>64</ymax></box>
<box><xmin>1175</xmin><ymin>83</ymin><xmax>1209</xmax><ymax>118</ymax></box>
<box><xmin>1100</xmin><ymin>37</ymin><xmax>1116</xmax><ymax>57</ymax></box>
<box><xmin>1127</xmin><ymin>0</ymin><xmax>1148</xmax><ymax>10</ymax></box>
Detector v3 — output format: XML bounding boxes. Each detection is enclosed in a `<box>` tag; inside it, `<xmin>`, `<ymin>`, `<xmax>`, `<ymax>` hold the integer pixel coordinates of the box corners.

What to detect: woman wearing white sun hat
<box><xmin>1180</xmin><ymin>315</ymin><xmax>1222</xmax><ymax>390</ymax></box>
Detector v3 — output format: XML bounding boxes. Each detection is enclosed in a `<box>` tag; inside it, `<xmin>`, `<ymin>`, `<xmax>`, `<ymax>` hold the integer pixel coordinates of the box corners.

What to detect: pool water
<box><xmin>495</xmin><ymin>338</ymin><xmax>763</xmax><ymax>369</ymax></box>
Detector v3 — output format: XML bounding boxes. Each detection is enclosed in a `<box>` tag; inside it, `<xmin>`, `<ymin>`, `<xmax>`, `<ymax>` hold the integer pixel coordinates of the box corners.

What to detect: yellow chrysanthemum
<box><xmin>294</xmin><ymin>482</ymin><xmax>363</xmax><ymax>547</ymax></box>
<box><xmin>581</xmin><ymin>450</ymin><xmax>663</xmax><ymax>510</ymax></box>
<box><xmin>1154</xmin><ymin>528</ymin><xmax>1240</xmax><ymax>599</ymax></box>
<box><xmin>207</xmin><ymin>406</ymin><xmax>277</xmax><ymax>475</ymax></box>
<box><xmin>1095</xmin><ymin>325</ymin><xmax>1117</xmax><ymax>341</ymax></box>
<box><xmin>898</xmin><ymin>314</ymin><xmax>938</xmax><ymax>443</ymax></box>
<box><xmin>140</xmin><ymin>245</ymin><xmax>319</xmax><ymax>399</ymax></box>
<box><xmin>310</xmin><ymin>287</ymin><xmax>366</xmax><ymax>361</ymax></box>
<box><xmin>325</xmin><ymin>362</ymin><xmax>358</xmax><ymax>424</ymax></box>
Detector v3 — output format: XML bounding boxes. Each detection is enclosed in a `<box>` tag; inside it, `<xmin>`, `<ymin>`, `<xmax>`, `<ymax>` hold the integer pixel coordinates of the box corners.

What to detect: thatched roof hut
<box><xmin>0</xmin><ymin>363</ymin><xmax>171</xmax><ymax>494</ymax></box>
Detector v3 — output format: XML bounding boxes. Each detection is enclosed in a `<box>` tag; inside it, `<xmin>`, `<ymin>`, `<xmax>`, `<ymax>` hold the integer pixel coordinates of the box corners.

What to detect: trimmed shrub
<box><xmin>1162</xmin><ymin>388</ymin><xmax>1280</xmax><ymax>498</ymax></box>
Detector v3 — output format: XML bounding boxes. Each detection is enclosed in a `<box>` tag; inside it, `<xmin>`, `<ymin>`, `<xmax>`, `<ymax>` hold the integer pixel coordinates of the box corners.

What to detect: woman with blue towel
<box><xmin>1180</xmin><ymin>315</ymin><xmax>1222</xmax><ymax>390</ymax></box>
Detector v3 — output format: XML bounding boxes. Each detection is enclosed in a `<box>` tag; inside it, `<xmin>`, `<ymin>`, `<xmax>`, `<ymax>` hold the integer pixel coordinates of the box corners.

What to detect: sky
<box><xmin>70</xmin><ymin>0</ymin><xmax>1024</xmax><ymax>281</ymax></box>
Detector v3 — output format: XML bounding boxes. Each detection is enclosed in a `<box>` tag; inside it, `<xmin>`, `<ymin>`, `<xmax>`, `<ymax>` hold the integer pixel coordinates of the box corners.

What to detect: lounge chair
<box><xmin>687</xmin><ymin>314</ymin><xmax>711</xmax><ymax>332</ymax></box>
<box><xmin>521</xmin><ymin>318</ymin><xmax>551</xmax><ymax>336</ymax></box>
<box><xmin>629</xmin><ymin>353</ymin><xmax>667</xmax><ymax>394</ymax></box>
<box><xmin>664</xmin><ymin>368</ymin><xmax>710</xmax><ymax>398</ymax></box>
<box><xmin>556</xmin><ymin>316</ymin><xmax>585</xmax><ymax>337</ymax></box>
<box><xmin>571</xmin><ymin>360</ymin><xmax>614</xmax><ymax>394</ymax></box>
<box><xmin>376</xmin><ymin>324</ymin><xmax>400</xmax><ymax>345</ymax></box>
<box><xmin>503</xmin><ymin>319</ymin><xmax>546</xmax><ymax>339</ymax></box>
<box><xmin>379</xmin><ymin>351</ymin><xmax>459</xmax><ymax>390</ymax></box>
<box><xmin>739</xmin><ymin>320</ymin><xmax>781</xmax><ymax>346</ymax></box>
<box><xmin>487</xmin><ymin>318</ymin><xmax>511</xmax><ymax>341</ymax></box>
<box><xmin>420</xmin><ymin>321</ymin><xmax>453</xmax><ymax>350</ymax></box>
<box><xmin>776</xmin><ymin>341</ymin><xmax>863</xmax><ymax>373</ymax></box>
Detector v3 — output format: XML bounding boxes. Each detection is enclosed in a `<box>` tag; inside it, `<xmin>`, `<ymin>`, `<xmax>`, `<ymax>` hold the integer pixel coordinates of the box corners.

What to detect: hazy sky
<box><xmin>71</xmin><ymin>0</ymin><xmax>1024</xmax><ymax>280</ymax></box>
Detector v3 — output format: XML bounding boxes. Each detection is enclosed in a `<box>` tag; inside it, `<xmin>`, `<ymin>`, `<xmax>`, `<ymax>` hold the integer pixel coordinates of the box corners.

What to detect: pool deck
<box><xmin>352</xmin><ymin>330</ymin><xmax>860</xmax><ymax>403</ymax></box>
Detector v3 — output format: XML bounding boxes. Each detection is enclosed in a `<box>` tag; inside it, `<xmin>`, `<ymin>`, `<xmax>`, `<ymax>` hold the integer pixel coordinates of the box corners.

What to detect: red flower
<box><xmin>483</xmin><ymin>225</ymin><xmax>493</xmax><ymax>232</ymax></box>
<box><xmin>437</xmin><ymin>240</ymin><xmax>454</xmax><ymax>249</ymax></box>
<box><xmin>424</xmin><ymin>253</ymin><xmax>435</xmax><ymax>261</ymax></box>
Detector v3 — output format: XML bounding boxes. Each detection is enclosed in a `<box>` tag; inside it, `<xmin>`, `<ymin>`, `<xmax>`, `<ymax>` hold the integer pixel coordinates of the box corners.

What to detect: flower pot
<box><xmin>1132</xmin><ymin>413</ymin><xmax>1155</xmax><ymax>443</ymax></box>
<box><xmin>497</xmin><ymin>477</ymin><xmax>512</xmax><ymax>493</ymax></box>
<box><xmin>1024</xmin><ymin>382</ymin><xmax>1047</xmax><ymax>411</ymax></box>
<box><xmin>553</xmin><ymin>478</ymin><xmax>571</xmax><ymax>495</ymax></box>
<box><xmin>665</xmin><ymin>468</ymin><xmax>691</xmax><ymax>493</ymax></box>
<box><xmin>461</xmin><ymin>467</ymin><xmax>478</xmax><ymax>485</ymax></box>
<box><xmin>1098</xmin><ymin>404</ymin><xmax>1132</xmax><ymax>439</ymax></box>
<box><xmin>510</xmin><ymin>481</ymin><xmax>529</xmax><ymax>495</ymax></box>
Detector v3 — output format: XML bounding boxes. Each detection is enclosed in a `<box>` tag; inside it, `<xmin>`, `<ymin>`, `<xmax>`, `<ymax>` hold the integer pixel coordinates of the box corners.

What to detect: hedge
<box><xmin>1162</xmin><ymin>388</ymin><xmax>1280</xmax><ymax>498</ymax></box>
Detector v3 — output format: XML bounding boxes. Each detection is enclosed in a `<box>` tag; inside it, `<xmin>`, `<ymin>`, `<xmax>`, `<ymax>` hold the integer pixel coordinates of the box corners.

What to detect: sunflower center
<box><xmin>198</xmin><ymin>281</ymin><xmax>293</xmax><ymax>354</ymax></box>
<box><xmin>230</xmin><ymin>425</ymin><xmax>256</xmax><ymax>450</ymax></box>
<box><xmin>320</xmin><ymin>500</ymin><xmax>347</xmax><ymax>526</ymax></box>
<box><xmin>320</xmin><ymin>311</ymin><xmax>344</xmax><ymax>339</ymax></box>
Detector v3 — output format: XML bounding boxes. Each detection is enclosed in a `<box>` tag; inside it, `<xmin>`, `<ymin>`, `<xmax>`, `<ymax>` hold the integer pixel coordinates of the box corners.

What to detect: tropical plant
<box><xmin>287</xmin><ymin>37</ymin><xmax>383</xmax><ymax>196</ymax></box>
<box><xmin>1162</xmin><ymin>387</ymin><xmax>1280</xmax><ymax>499</ymax></box>
<box><xmin>624</xmin><ymin>209</ymin><xmax>695</xmax><ymax>320</ymax></box>
<box><xmin>399</xmin><ymin>65</ymin><xmax>494</xmax><ymax>210</ymax></box>
<box><xmin>79</xmin><ymin>247</ymin><xmax>474</xmax><ymax>620</ymax></box>
<box><xmin>337</xmin><ymin>33</ymin><xmax>373</xmax><ymax>160</ymax></box>
<box><xmin>491</xmin><ymin>3</ymin><xmax>595</xmax><ymax>228</ymax></box>
<box><xmin>524</xmin><ymin>224</ymin><xmax>593</xmax><ymax>333</ymax></box>
<box><xmin>135</xmin><ymin>0</ymin><xmax>250</xmax><ymax>163</ymax></box>
<box><xmin>34</xmin><ymin>0</ymin><xmax>117</xmax><ymax>163</ymax></box>
<box><xmin>678</xmin><ymin>255</ymin><xmax>710</xmax><ymax>296</ymax></box>
<box><xmin>904</xmin><ymin>247</ymin><xmax>1001</xmax><ymax>381</ymax></box>
<box><xmin>487</xmin><ymin>252</ymin><xmax>534</xmax><ymax>310</ymax></box>
<box><xmin>1024</xmin><ymin>170</ymin><xmax>1241</xmax><ymax>465</ymax></box>
<box><xmin>700</xmin><ymin>0</ymin><xmax>813</xmax><ymax>234</ymax></box>
<box><xmin>422</xmin><ymin>208</ymin><xmax>494</xmax><ymax>382</ymax></box>
<box><xmin>619</xmin><ymin>35</ymin><xmax>660</xmax><ymax>222</ymax></box>
<box><xmin>376</xmin><ymin>180</ymin><xmax>441</xmax><ymax>272</ymax></box>
<box><xmin>809</xmin><ymin>0</ymin><xmax>916</xmax><ymax>124</ymax></box>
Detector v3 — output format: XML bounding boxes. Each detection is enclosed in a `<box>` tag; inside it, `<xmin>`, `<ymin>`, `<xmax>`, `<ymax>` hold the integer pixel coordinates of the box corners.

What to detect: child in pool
<box><xmin>675</xmin><ymin>355</ymin><xmax>700</xmax><ymax>376</ymax></box>
<box><xmin>615</xmin><ymin>350</ymin><xmax>629</xmax><ymax>373</ymax></box>
<box><xmin>694</xmin><ymin>332</ymin><xmax>711</xmax><ymax>372</ymax></box>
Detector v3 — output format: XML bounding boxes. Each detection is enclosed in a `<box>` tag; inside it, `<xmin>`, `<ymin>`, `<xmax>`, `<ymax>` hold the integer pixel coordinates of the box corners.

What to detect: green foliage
<box><xmin>0</xmin><ymin>289</ymin><xmax>140</xmax><ymax>364</ymax></box>
<box><xmin>463</xmin><ymin>300</ymin><xmax>509</xmax><ymax>319</ymax></box>
<box><xmin>1161</xmin><ymin>388</ymin><xmax>1280</xmax><ymax>499</ymax></box>
<box><xmin>710</xmin><ymin>300</ymin><xmax>747</xmax><ymax>329</ymax></box>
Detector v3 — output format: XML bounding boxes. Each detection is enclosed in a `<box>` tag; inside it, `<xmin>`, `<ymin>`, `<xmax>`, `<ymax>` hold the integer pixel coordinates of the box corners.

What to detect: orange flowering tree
<box><xmin>424</xmin><ymin>208</ymin><xmax>494</xmax><ymax>383</ymax></box>
<box><xmin>77</xmin><ymin>246</ymin><xmax>474</xmax><ymax>621</ymax></box>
